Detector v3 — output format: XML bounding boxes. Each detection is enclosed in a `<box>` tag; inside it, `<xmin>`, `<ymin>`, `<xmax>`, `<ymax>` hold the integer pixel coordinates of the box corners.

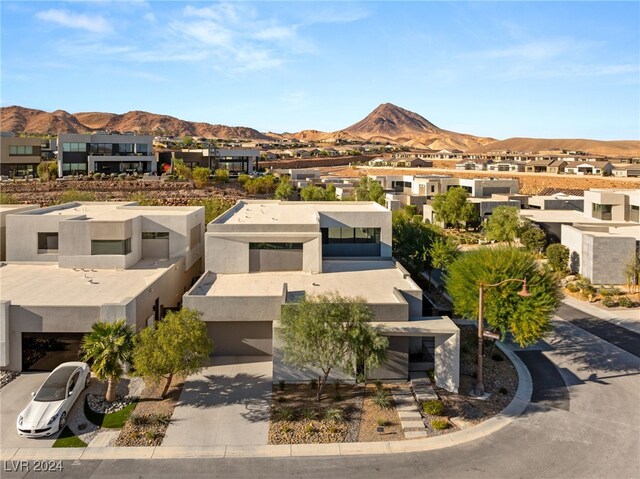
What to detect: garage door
<box><xmin>206</xmin><ymin>321</ymin><xmax>272</xmax><ymax>356</ymax></box>
<box><xmin>22</xmin><ymin>333</ymin><xmax>84</xmax><ymax>371</ymax></box>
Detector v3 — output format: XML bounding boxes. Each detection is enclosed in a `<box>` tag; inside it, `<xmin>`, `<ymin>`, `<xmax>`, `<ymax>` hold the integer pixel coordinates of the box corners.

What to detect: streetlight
<box><xmin>474</xmin><ymin>278</ymin><xmax>531</xmax><ymax>397</ymax></box>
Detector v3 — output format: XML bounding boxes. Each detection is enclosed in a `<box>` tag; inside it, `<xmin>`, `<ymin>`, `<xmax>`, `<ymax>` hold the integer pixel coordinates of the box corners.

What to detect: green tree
<box><xmin>37</xmin><ymin>161</ymin><xmax>58</xmax><ymax>182</ymax></box>
<box><xmin>392</xmin><ymin>210</ymin><xmax>437</xmax><ymax>274</ymax></box>
<box><xmin>274</xmin><ymin>175</ymin><xmax>294</xmax><ymax>200</ymax></box>
<box><xmin>429</xmin><ymin>237</ymin><xmax>460</xmax><ymax>274</ymax></box>
<box><xmin>81</xmin><ymin>320</ymin><xmax>135</xmax><ymax>403</ymax></box>
<box><xmin>279</xmin><ymin>292</ymin><xmax>388</xmax><ymax>401</ymax></box>
<box><xmin>300</xmin><ymin>184</ymin><xmax>336</xmax><ymax>201</ymax></box>
<box><xmin>355</xmin><ymin>177</ymin><xmax>385</xmax><ymax>205</ymax></box>
<box><xmin>546</xmin><ymin>243</ymin><xmax>570</xmax><ymax>273</ymax></box>
<box><xmin>213</xmin><ymin>168</ymin><xmax>229</xmax><ymax>183</ymax></box>
<box><xmin>132</xmin><ymin>309</ymin><xmax>213</xmax><ymax>398</ymax></box>
<box><xmin>172</xmin><ymin>159</ymin><xmax>192</xmax><ymax>180</ymax></box>
<box><xmin>484</xmin><ymin>206</ymin><xmax>522</xmax><ymax>244</ymax></box>
<box><xmin>192</xmin><ymin>167</ymin><xmax>211</xmax><ymax>188</ymax></box>
<box><xmin>624</xmin><ymin>252</ymin><xmax>640</xmax><ymax>294</ymax></box>
<box><xmin>244</xmin><ymin>176</ymin><xmax>276</xmax><ymax>195</ymax></box>
<box><xmin>432</xmin><ymin>187</ymin><xmax>478</xmax><ymax>229</ymax></box>
<box><xmin>188</xmin><ymin>197</ymin><xmax>234</xmax><ymax>224</ymax></box>
<box><xmin>58</xmin><ymin>189</ymin><xmax>97</xmax><ymax>203</ymax></box>
<box><xmin>446</xmin><ymin>247</ymin><xmax>560</xmax><ymax>347</ymax></box>
<box><xmin>520</xmin><ymin>226</ymin><xmax>547</xmax><ymax>254</ymax></box>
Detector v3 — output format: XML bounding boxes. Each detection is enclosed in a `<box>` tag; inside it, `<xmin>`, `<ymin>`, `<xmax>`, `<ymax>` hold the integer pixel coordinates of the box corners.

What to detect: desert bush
<box><xmin>373</xmin><ymin>389</ymin><xmax>392</xmax><ymax>409</ymax></box>
<box><xmin>431</xmin><ymin>418</ymin><xmax>449</xmax><ymax>430</ymax></box>
<box><xmin>566</xmin><ymin>283</ymin><xmax>580</xmax><ymax>293</ymax></box>
<box><xmin>422</xmin><ymin>400</ymin><xmax>445</xmax><ymax>416</ymax></box>
<box><xmin>324</xmin><ymin>407</ymin><xmax>344</xmax><ymax>422</ymax></box>
<box><xmin>309</xmin><ymin>378</ymin><xmax>318</xmax><ymax>391</ymax></box>
<box><xmin>602</xmin><ymin>297</ymin><xmax>617</xmax><ymax>308</ymax></box>
<box><xmin>93</xmin><ymin>173</ymin><xmax>102</xmax><ymax>181</ymax></box>
<box><xmin>618</xmin><ymin>296</ymin><xmax>634</xmax><ymax>308</ymax></box>
<box><xmin>376</xmin><ymin>417</ymin><xmax>390</xmax><ymax>427</ymax></box>
<box><xmin>213</xmin><ymin>168</ymin><xmax>229</xmax><ymax>183</ymax></box>
<box><xmin>277</xmin><ymin>407</ymin><xmax>294</xmax><ymax>421</ymax></box>
<box><xmin>301</xmin><ymin>408</ymin><xmax>318</xmax><ymax>420</ymax></box>
<box><xmin>192</xmin><ymin>167</ymin><xmax>211</xmax><ymax>188</ymax></box>
<box><xmin>374</xmin><ymin>379</ymin><xmax>383</xmax><ymax>391</ymax></box>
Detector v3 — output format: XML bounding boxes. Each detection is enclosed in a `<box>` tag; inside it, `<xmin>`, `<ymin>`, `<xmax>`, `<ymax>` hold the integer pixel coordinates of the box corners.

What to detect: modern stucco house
<box><xmin>0</xmin><ymin>201</ymin><xmax>204</xmax><ymax>371</ymax></box>
<box><xmin>183</xmin><ymin>200</ymin><xmax>460</xmax><ymax>393</ymax></box>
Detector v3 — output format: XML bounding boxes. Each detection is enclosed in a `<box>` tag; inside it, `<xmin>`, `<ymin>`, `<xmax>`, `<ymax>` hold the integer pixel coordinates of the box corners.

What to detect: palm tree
<box><xmin>81</xmin><ymin>319</ymin><xmax>135</xmax><ymax>403</ymax></box>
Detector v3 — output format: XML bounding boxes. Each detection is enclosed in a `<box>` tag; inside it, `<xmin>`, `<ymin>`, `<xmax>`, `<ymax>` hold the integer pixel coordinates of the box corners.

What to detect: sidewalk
<box><xmin>0</xmin><ymin>342</ymin><xmax>533</xmax><ymax>461</ymax></box>
<box><xmin>562</xmin><ymin>296</ymin><xmax>640</xmax><ymax>334</ymax></box>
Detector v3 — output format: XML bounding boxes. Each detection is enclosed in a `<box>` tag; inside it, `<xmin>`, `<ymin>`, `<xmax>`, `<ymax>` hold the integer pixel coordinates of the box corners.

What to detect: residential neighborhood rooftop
<box><xmin>0</xmin><ymin>259</ymin><xmax>177</xmax><ymax>306</ymax></box>
<box><xmin>201</xmin><ymin>260</ymin><xmax>420</xmax><ymax>303</ymax></box>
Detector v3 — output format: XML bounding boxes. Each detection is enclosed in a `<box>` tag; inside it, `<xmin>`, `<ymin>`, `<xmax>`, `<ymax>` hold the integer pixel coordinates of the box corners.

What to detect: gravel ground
<box><xmin>0</xmin><ymin>370</ymin><xmax>19</xmax><ymax>389</ymax></box>
<box><xmin>66</xmin><ymin>375</ymin><xmax>146</xmax><ymax>446</ymax></box>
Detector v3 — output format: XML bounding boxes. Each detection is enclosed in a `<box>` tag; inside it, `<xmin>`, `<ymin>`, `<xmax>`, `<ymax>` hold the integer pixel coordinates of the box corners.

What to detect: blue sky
<box><xmin>1</xmin><ymin>1</ymin><xmax>639</xmax><ymax>139</ymax></box>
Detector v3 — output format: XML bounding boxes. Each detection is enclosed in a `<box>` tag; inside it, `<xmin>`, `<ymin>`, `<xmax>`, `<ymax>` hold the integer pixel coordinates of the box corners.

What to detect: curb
<box><xmin>0</xmin><ymin>344</ymin><xmax>533</xmax><ymax>460</ymax></box>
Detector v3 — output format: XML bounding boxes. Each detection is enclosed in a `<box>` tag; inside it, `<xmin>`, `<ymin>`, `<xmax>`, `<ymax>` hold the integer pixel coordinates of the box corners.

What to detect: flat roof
<box><xmin>14</xmin><ymin>202</ymin><xmax>201</xmax><ymax>221</ymax></box>
<box><xmin>371</xmin><ymin>318</ymin><xmax>459</xmax><ymax>335</ymax></box>
<box><xmin>0</xmin><ymin>259</ymin><xmax>176</xmax><ymax>307</ymax></box>
<box><xmin>213</xmin><ymin>200</ymin><xmax>388</xmax><ymax>226</ymax></box>
<box><xmin>203</xmin><ymin>260</ymin><xmax>420</xmax><ymax>303</ymax></box>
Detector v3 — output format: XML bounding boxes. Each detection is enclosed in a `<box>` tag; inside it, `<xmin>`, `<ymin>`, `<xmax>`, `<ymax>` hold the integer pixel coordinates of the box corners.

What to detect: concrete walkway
<box><xmin>161</xmin><ymin>356</ymin><xmax>272</xmax><ymax>447</ymax></box>
<box><xmin>562</xmin><ymin>296</ymin><xmax>640</xmax><ymax>334</ymax></box>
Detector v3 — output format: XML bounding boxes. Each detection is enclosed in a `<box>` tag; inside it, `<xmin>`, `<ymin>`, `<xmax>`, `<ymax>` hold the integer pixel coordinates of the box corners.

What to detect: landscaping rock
<box><xmin>87</xmin><ymin>393</ymin><xmax>138</xmax><ymax>415</ymax></box>
<box><xmin>0</xmin><ymin>370</ymin><xmax>19</xmax><ymax>389</ymax></box>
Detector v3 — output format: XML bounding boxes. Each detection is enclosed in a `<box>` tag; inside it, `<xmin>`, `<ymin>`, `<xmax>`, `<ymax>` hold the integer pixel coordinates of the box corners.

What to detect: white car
<box><xmin>17</xmin><ymin>362</ymin><xmax>91</xmax><ymax>438</ymax></box>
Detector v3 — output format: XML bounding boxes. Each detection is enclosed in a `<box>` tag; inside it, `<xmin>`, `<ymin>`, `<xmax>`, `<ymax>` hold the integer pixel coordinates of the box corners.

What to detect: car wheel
<box><xmin>58</xmin><ymin>412</ymin><xmax>67</xmax><ymax>431</ymax></box>
<box><xmin>85</xmin><ymin>373</ymin><xmax>91</xmax><ymax>388</ymax></box>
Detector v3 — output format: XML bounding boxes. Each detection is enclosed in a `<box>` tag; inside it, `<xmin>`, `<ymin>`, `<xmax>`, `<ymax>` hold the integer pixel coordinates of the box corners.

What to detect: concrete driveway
<box><xmin>162</xmin><ymin>357</ymin><xmax>272</xmax><ymax>447</ymax></box>
<box><xmin>0</xmin><ymin>372</ymin><xmax>59</xmax><ymax>448</ymax></box>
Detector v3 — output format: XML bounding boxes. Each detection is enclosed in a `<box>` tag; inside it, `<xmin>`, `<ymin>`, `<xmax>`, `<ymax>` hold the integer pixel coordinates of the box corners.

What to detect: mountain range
<box><xmin>1</xmin><ymin>103</ymin><xmax>638</xmax><ymax>156</ymax></box>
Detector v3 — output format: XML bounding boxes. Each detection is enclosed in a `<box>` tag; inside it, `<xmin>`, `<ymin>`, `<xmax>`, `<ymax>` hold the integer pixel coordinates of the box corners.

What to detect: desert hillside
<box><xmin>466</xmin><ymin>137</ymin><xmax>640</xmax><ymax>158</ymax></box>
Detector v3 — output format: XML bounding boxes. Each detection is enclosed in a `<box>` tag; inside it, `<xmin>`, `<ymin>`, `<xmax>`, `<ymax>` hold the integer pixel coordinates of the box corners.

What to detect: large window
<box><xmin>136</xmin><ymin>144</ymin><xmax>149</xmax><ymax>155</ymax></box>
<box><xmin>9</xmin><ymin>145</ymin><xmax>34</xmax><ymax>155</ymax></box>
<box><xmin>142</xmin><ymin>232</ymin><xmax>169</xmax><ymax>239</ymax></box>
<box><xmin>321</xmin><ymin>227</ymin><xmax>381</xmax><ymax>257</ymax></box>
<box><xmin>249</xmin><ymin>242</ymin><xmax>303</xmax><ymax>250</ymax></box>
<box><xmin>322</xmin><ymin>228</ymin><xmax>380</xmax><ymax>244</ymax></box>
<box><xmin>61</xmin><ymin>163</ymin><xmax>87</xmax><ymax>174</ymax></box>
<box><xmin>62</xmin><ymin>142</ymin><xmax>87</xmax><ymax>152</ymax></box>
<box><xmin>37</xmin><ymin>232</ymin><xmax>59</xmax><ymax>253</ymax></box>
<box><xmin>91</xmin><ymin>238</ymin><xmax>132</xmax><ymax>255</ymax></box>
<box><xmin>90</xmin><ymin>143</ymin><xmax>112</xmax><ymax>156</ymax></box>
<box><xmin>117</xmin><ymin>143</ymin><xmax>134</xmax><ymax>155</ymax></box>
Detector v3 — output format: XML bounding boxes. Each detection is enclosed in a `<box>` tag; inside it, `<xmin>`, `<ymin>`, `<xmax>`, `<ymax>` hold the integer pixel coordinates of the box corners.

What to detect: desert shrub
<box><xmin>93</xmin><ymin>173</ymin><xmax>102</xmax><ymax>181</ymax></box>
<box><xmin>0</xmin><ymin>193</ymin><xmax>17</xmax><ymax>204</ymax></box>
<box><xmin>599</xmin><ymin>286</ymin><xmax>622</xmax><ymax>297</ymax></box>
<box><xmin>546</xmin><ymin>244</ymin><xmax>570</xmax><ymax>273</ymax></box>
<box><xmin>427</xmin><ymin>369</ymin><xmax>435</xmax><ymax>383</ymax></box>
<box><xmin>277</xmin><ymin>407</ymin><xmax>294</xmax><ymax>421</ymax></box>
<box><xmin>602</xmin><ymin>297</ymin><xmax>617</xmax><ymax>308</ymax></box>
<box><xmin>618</xmin><ymin>296</ymin><xmax>635</xmax><ymax>308</ymax></box>
<box><xmin>324</xmin><ymin>407</ymin><xmax>344</xmax><ymax>423</ymax></box>
<box><xmin>301</xmin><ymin>408</ymin><xmax>317</xmax><ymax>420</ymax></box>
<box><xmin>118</xmin><ymin>173</ymin><xmax>126</xmax><ymax>180</ymax></box>
<box><xmin>37</xmin><ymin>161</ymin><xmax>58</xmax><ymax>181</ymax></box>
<box><xmin>376</xmin><ymin>417</ymin><xmax>390</xmax><ymax>427</ymax></box>
<box><xmin>431</xmin><ymin>418</ymin><xmax>449</xmax><ymax>430</ymax></box>
<box><xmin>374</xmin><ymin>379</ymin><xmax>383</xmax><ymax>391</ymax></box>
<box><xmin>192</xmin><ymin>167</ymin><xmax>211</xmax><ymax>188</ymax></box>
<box><xmin>58</xmin><ymin>189</ymin><xmax>97</xmax><ymax>203</ymax></box>
<box><xmin>213</xmin><ymin>168</ymin><xmax>229</xmax><ymax>183</ymax></box>
<box><xmin>309</xmin><ymin>378</ymin><xmax>318</xmax><ymax>391</ymax></box>
<box><xmin>304</xmin><ymin>424</ymin><xmax>317</xmax><ymax>435</ymax></box>
<box><xmin>422</xmin><ymin>400</ymin><xmax>445</xmax><ymax>416</ymax></box>
<box><xmin>373</xmin><ymin>389</ymin><xmax>392</xmax><ymax>409</ymax></box>
<box><xmin>237</xmin><ymin>174</ymin><xmax>251</xmax><ymax>185</ymax></box>
<box><xmin>566</xmin><ymin>283</ymin><xmax>579</xmax><ymax>293</ymax></box>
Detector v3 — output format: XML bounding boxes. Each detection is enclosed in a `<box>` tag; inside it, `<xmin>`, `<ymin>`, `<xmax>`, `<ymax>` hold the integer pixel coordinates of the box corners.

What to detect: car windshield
<box><xmin>33</xmin><ymin>365</ymin><xmax>76</xmax><ymax>402</ymax></box>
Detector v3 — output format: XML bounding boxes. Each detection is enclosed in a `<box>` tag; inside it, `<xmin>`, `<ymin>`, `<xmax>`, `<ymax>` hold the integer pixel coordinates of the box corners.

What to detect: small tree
<box><xmin>432</xmin><ymin>187</ymin><xmax>478</xmax><ymax>229</ymax></box>
<box><xmin>274</xmin><ymin>175</ymin><xmax>294</xmax><ymax>200</ymax></box>
<box><xmin>172</xmin><ymin>159</ymin><xmax>192</xmax><ymax>180</ymax></box>
<box><xmin>300</xmin><ymin>184</ymin><xmax>335</xmax><ymax>201</ymax></box>
<box><xmin>213</xmin><ymin>168</ymin><xmax>229</xmax><ymax>183</ymax></box>
<box><xmin>430</xmin><ymin>237</ymin><xmax>460</xmax><ymax>274</ymax></box>
<box><xmin>133</xmin><ymin>309</ymin><xmax>213</xmax><ymax>398</ymax></box>
<box><xmin>0</xmin><ymin>192</ymin><xmax>17</xmax><ymax>204</ymax></box>
<box><xmin>355</xmin><ymin>177</ymin><xmax>385</xmax><ymax>205</ymax></box>
<box><xmin>37</xmin><ymin>161</ymin><xmax>58</xmax><ymax>182</ymax></box>
<box><xmin>81</xmin><ymin>320</ymin><xmax>135</xmax><ymax>403</ymax></box>
<box><xmin>484</xmin><ymin>206</ymin><xmax>521</xmax><ymax>245</ymax></box>
<box><xmin>192</xmin><ymin>167</ymin><xmax>211</xmax><ymax>188</ymax></box>
<box><xmin>279</xmin><ymin>292</ymin><xmax>388</xmax><ymax>401</ymax></box>
<box><xmin>546</xmin><ymin>244</ymin><xmax>570</xmax><ymax>273</ymax></box>
<box><xmin>189</xmin><ymin>197</ymin><xmax>234</xmax><ymax>224</ymax></box>
<box><xmin>521</xmin><ymin>226</ymin><xmax>547</xmax><ymax>254</ymax></box>
<box><xmin>446</xmin><ymin>247</ymin><xmax>560</xmax><ymax>347</ymax></box>
<box><xmin>624</xmin><ymin>252</ymin><xmax>640</xmax><ymax>294</ymax></box>
<box><xmin>392</xmin><ymin>210</ymin><xmax>437</xmax><ymax>274</ymax></box>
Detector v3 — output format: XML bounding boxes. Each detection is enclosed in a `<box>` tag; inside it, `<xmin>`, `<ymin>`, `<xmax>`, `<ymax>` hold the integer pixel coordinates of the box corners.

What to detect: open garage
<box><xmin>21</xmin><ymin>332</ymin><xmax>84</xmax><ymax>371</ymax></box>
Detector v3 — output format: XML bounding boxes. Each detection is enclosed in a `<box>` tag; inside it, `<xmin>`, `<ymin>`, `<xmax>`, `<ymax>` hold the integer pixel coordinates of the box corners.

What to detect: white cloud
<box><xmin>35</xmin><ymin>9</ymin><xmax>111</xmax><ymax>33</ymax></box>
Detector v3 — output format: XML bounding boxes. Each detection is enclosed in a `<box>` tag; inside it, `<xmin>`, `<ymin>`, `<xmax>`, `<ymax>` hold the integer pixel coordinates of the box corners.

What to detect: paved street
<box><xmin>3</xmin><ymin>303</ymin><xmax>639</xmax><ymax>479</ymax></box>
<box><xmin>162</xmin><ymin>357</ymin><xmax>272</xmax><ymax>447</ymax></box>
